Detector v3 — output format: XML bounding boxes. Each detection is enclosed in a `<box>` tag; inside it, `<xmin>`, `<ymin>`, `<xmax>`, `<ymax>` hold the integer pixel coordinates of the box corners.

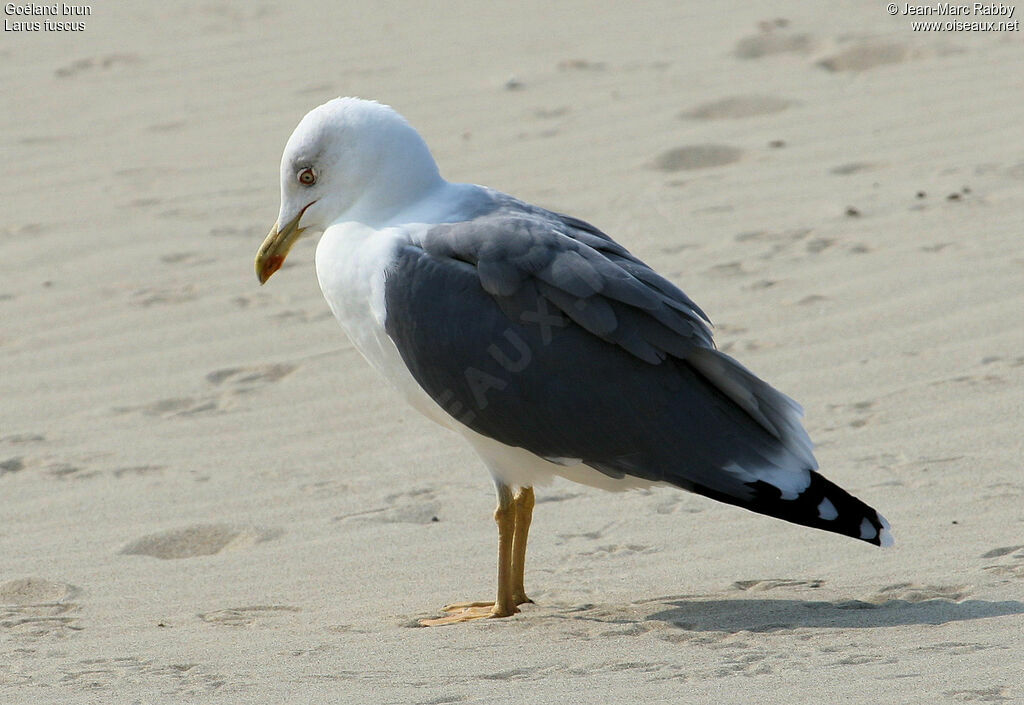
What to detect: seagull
<box><xmin>255</xmin><ymin>98</ymin><xmax>892</xmax><ymax>626</ymax></box>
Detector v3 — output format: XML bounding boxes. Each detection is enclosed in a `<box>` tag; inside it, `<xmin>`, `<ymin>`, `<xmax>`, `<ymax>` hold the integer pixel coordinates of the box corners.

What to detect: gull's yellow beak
<box><xmin>255</xmin><ymin>206</ymin><xmax>309</xmax><ymax>284</ymax></box>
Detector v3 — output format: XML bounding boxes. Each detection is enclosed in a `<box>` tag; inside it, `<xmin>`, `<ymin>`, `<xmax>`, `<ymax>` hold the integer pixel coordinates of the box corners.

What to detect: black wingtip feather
<box><xmin>689</xmin><ymin>471</ymin><xmax>893</xmax><ymax>547</ymax></box>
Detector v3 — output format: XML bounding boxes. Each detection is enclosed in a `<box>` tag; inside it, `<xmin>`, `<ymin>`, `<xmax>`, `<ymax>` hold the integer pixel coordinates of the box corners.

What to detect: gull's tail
<box><xmin>692</xmin><ymin>469</ymin><xmax>894</xmax><ymax>547</ymax></box>
<box><xmin>682</xmin><ymin>348</ymin><xmax>893</xmax><ymax>547</ymax></box>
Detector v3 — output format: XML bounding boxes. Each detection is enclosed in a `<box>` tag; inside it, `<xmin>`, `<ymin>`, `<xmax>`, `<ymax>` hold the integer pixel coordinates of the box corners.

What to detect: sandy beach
<box><xmin>3</xmin><ymin>2</ymin><xmax>1023</xmax><ymax>702</ymax></box>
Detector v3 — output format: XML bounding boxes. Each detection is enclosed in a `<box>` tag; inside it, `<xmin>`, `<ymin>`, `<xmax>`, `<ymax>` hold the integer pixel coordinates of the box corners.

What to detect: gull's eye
<box><xmin>297</xmin><ymin>167</ymin><xmax>317</xmax><ymax>186</ymax></box>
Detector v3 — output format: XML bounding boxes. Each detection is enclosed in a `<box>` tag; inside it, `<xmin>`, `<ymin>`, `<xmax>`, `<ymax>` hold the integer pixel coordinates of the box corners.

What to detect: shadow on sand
<box><xmin>551</xmin><ymin>595</ymin><xmax>1024</xmax><ymax>633</ymax></box>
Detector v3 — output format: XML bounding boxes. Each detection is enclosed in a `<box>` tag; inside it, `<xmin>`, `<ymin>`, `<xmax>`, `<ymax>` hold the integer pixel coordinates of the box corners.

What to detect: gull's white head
<box><xmin>255</xmin><ymin>97</ymin><xmax>442</xmax><ymax>283</ymax></box>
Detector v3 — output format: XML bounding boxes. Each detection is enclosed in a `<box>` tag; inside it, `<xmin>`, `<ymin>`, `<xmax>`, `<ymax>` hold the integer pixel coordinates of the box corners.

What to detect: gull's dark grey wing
<box><xmin>382</xmin><ymin>194</ymin><xmax>890</xmax><ymax>545</ymax></box>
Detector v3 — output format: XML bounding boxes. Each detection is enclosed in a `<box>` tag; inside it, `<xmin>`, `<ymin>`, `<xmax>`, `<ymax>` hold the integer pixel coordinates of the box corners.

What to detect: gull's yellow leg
<box><xmin>510</xmin><ymin>486</ymin><xmax>534</xmax><ymax>606</ymax></box>
<box><xmin>420</xmin><ymin>484</ymin><xmax>525</xmax><ymax>626</ymax></box>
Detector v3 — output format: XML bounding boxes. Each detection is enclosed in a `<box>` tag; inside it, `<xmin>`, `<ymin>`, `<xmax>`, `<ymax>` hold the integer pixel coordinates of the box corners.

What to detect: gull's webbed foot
<box><xmin>419</xmin><ymin>601</ymin><xmax>518</xmax><ymax>627</ymax></box>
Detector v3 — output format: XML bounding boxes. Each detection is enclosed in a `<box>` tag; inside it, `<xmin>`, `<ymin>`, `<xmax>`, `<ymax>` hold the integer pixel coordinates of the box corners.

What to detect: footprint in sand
<box><xmin>198</xmin><ymin>605</ymin><xmax>301</xmax><ymax>627</ymax></box>
<box><xmin>681</xmin><ymin>95</ymin><xmax>796</xmax><ymax>121</ymax></box>
<box><xmin>652</xmin><ymin>494</ymin><xmax>703</xmax><ymax>516</ymax></box>
<box><xmin>114</xmin><ymin>396</ymin><xmax>221</xmax><ymax>418</ymax></box>
<box><xmin>577</xmin><ymin>543</ymin><xmax>659</xmax><ymax>559</ymax></box>
<box><xmin>733</xmin><ymin>21</ymin><xmax>817</xmax><ymax>60</ymax></box>
<box><xmin>805</xmin><ymin>237</ymin><xmax>836</xmax><ymax>254</ymax></box>
<box><xmin>734</xmin><ymin>228</ymin><xmax>815</xmax><ymax>261</ymax></box>
<box><xmin>825</xmin><ymin>399</ymin><xmax>876</xmax><ymax>430</ymax></box>
<box><xmin>58</xmin><ymin>656</ymin><xmax>226</xmax><ymax>695</ymax></box>
<box><xmin>0</xmin><ymin>577</ymin><xmax>82</xmax><ymax>638</ymax></box>
<box><xmin>929</xmin><ymin>373</ymin><xmax>1005</xmax><ymax>390</ymax></box>
<box><xmin>129</xmin><ymin>285</ymin><xmax>198</xmax><ymax>307</ymax></box>
<box><xmin>555</xmin><ymin>526</ymin><xmax>607</xmax><ymax>543</ymax></box>
<box><xmin>120</xmin><ymin>524</ymin><xmax>281</xmax><ymax>560</ymax></box>
<box><xmin>652</xmin><ymin>145</ymin><xmax>743</xmax><ymax>172</ymax></box>
<box><xmin>830</xmin><ymin>162</ymin><xmax>883</xmax><ymax>176</ymax></box>
<box><xmin>817</xmin><ymin>41</ymin><xmax>913</xmax><ymax>72</ymax></box>
<box><xmin>917</xmin><ymin>642</ymin><xmax>1008</xmax><ymax>656</ymax></box>
<box><xmin>1</xmin><ymin>456</ymin><xmax>26</xmax><ymax>475</ymax></box>
<box><xmin>335</xmin><ymin>487</ymin><xmax>441</xmax><ymax>525</ymax></box>
<box><xmin>114</xmin><ymin>363</ymin><xmax>297</xmax><ymax>418</ymax></box>
<box><xmin>731</xmin><ymin>578</ymin><xmax>825</xmax><ymax>592</ymax></box>
<box><xmin>205</xmin><ymin>363</ymin><xmax>296</xmax><ymax>388</ymax></box>
<box><xmin>54</xmin><ymin>53</ymin><xmax>140</xmax><ymax>78</ymax></box>
<box><xmin>797</xmin><ymin>294</ymin><xmax>829</xmax><ymax>306</ymax></box>
<box><xmin>945</xmin><ymin>687</ymin><xmax>1013</xmax><ymax>703</ymax></box>
<box><xmin>1</xmin><ymin>576</ymin><xmax>79</xmax><ymax>604</ymax></box>
<box><xmin>981</xmin><ymin>545</ymin><xmax>1024</xmax><ymax>579</ymax></box>
<box><xmin>981</xmin><ymin>545</ymin><xmax>1024</xmax><ymax>558</ymax></box>
<box><xmin>704</xmin><ymin>261</ymin><xmax>751</xmax><ymax>278</ymax></box>
<box><xmin>111</xmin><ymin>465</ymin><xmax>165</xmax><ymax>478</ymax></box>
<box><xmin>0</xmin><ymin>450</ymin><xmax>117</xmax><ymax>482</ymax></box>
<box><xmin>869</xmin><ymin>583</ymin><xmax>971</xmax><ymax>603</ymax></box>
<box><xmin>819</xmin><ymin>37</ymin><xmax>966</xmax><ymax>74</ymax></box>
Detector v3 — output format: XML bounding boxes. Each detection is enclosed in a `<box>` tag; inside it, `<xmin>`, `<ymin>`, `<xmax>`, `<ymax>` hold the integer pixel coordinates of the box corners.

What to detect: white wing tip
<box><xmin>877</xmin><ymin>513</ymin><xmax>895</xmax><ymax>548</ymax></box>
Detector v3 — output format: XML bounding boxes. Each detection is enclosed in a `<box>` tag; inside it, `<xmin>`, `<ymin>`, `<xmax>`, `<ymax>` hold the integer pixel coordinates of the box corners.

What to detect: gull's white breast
<box><xmin>315</xmin><ymin>219</ymin><xmax>459</xmax><ymax>432</ymax></box>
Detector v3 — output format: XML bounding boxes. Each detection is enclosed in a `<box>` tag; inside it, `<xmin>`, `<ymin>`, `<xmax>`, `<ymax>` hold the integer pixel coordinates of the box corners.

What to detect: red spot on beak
<box><xmin>264</xmin><ymin>255</ymin><xmax>284</xmax><ymax>279</ymax></box>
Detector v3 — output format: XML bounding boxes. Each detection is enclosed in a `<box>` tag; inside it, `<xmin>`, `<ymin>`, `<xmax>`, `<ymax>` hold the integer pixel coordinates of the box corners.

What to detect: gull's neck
<box><xmin>338</xmin><ymin>128</ymin><xmax>447</xmax><ymax>227</ymax></box>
